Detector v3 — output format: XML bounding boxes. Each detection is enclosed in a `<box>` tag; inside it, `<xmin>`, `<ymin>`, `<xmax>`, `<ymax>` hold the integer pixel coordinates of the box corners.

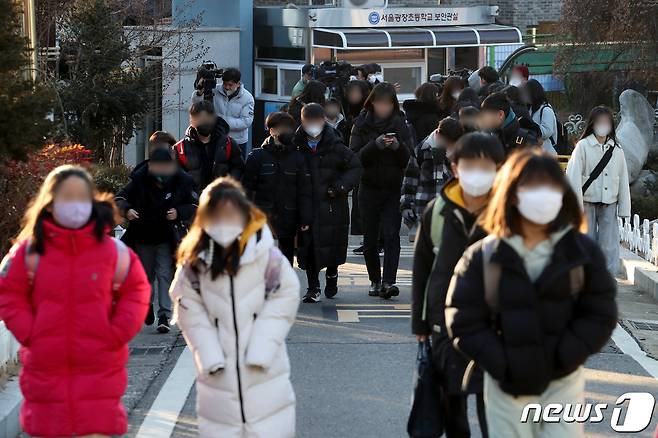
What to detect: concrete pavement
<box><xmin>119</xmin><ymin>234</ymin><xmax>658</xmax><ymax>438</ymax></box>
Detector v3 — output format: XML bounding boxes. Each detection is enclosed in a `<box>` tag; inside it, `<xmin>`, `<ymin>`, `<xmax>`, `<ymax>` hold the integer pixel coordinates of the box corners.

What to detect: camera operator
<box><xmin>292</xmin><ymin>64</ymin><xmax>314</xmax><ymax>98</ymax></box>
<box><xmin>192</xmin><ymin>67</ymin><xmax>254</xmax><ymax>158</ymax></box>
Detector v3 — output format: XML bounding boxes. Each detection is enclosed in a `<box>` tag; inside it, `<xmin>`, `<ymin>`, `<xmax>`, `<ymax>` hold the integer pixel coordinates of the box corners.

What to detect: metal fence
<box><xmin>620</xmin><ymin>215</ymin><xmax>658</xmax><ymax>266</ymax></box>
<box><xmin>0</xmin><ymin>321</ymin><xmax>19</xmax><ymax>374</ymax></box>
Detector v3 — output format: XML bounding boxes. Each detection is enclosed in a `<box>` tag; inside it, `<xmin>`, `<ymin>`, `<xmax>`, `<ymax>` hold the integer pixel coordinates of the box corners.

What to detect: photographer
<box><xmin>192</xmin><ymin>67</ymin><xmax>254</xmax><ymax>157</ymax></box>
<box><xmin>292</xmin><ymin>64</ymin><xmax>314</xmax><ymax>98</ymax></box>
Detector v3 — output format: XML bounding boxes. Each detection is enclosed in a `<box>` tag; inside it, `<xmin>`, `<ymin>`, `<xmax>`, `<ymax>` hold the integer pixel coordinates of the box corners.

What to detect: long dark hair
<box><xmin>344</xmin><ymin>79</ymin><xmax>370</xmax><ymax>118</ymax></box>
<box><xmin>438</xmin><ymin>76</ymin><xmax>464</xmax><ymax>111</ymax></box>
<box><xmin>480</xmin><ymin>149</ymin><xmax>585</xmax><ymax>237</ymax></box>
<box><xmin>291</xmin><ymin>80</ymin><xmax>326</xmax><ymax>107</ymax></box>
<box><xmin>580</xmin><ymin>105</ymin><xmax>617</xmax><ymax>145</ymax></box>
<box><xmin>414</xmin><ymin>82</ymin><xmax>440</xmax><ymax>104</ymax></box>
<box><xmin>177</xmin><ymin>177</ymin><xmax>254</xmax><ymax>279</ymax></box>
<box><xmin>525</xmin><ymin>79</ymin><xmax>548</xmax><ymax>113</ymax></box>
<box><xmin>15</xmin><ymin>165</ymin><xmax>118</xmax><ymax>254</ymax></box>
<box><xmin>363</xmin><ymin>82</ymin><xmax>400</xmax><ymax>118</ymax></box>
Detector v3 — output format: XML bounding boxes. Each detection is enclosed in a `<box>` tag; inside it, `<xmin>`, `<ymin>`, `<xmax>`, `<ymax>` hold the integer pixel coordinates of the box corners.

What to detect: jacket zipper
<box><xmin>67</xmin><ymin>235</ymin><xmax>76</xmax><ymax>433</ymax></box>
<box><xmin>229</xmin><ymin>275</ymin><xmax>247</xmax><ymax>423</ymax></box>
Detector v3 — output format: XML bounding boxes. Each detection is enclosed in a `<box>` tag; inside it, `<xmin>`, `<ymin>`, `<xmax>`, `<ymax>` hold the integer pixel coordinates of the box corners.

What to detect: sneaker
<box><xmin>368</xmin><ymin>281</ymin><xmax>382</xmax><ymax>297</ymax></box>
<box><xmin>378</xmin><ymin>247</ymin><xmax>384</xmax><ymax>255</ymax></box>
<box><xmin>302</xmin><ymin>288</ymin><xmax>321</xmax><ymax>303</ymax></box>
<box><xmin>324</xmin><ymin>274</ymin><xmax>339</xmax><ymax>299</ymax></box>
<box><xmin>157</xmin><ymin>316</ymin><xmax>170</xmax><ymax>334</ymax></box>
<box><xmin>145</xmin><ymin>305</ymin><xmax>155</xmax><ymax>326</ymax></box>
<box><xmin>380</xmin><ymin>283</ymin><xmax>400</xmax><ymax>300</ymax></box>
<box><xmin>352</xmin><ymin>245</ymin><xmax>364</xmax><ymax>255</ymax></box>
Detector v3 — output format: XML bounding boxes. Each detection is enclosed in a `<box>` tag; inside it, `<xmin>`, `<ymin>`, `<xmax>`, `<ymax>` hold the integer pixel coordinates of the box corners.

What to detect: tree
<box><xmin>555</xmin><ymin>0</ymin><xmax>658</xmax><ymax>112</ymax></box>
<box><xmin>0</xmin><ymin>0</ymin><xmax>53</xmax><ymax>161</ymax></box>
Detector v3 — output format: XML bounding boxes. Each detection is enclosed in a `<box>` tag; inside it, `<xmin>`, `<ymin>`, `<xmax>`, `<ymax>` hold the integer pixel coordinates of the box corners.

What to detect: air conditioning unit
<box><xmin>343</xmin><ymin>0</ymin><xmax>388</xmax><ymax>8</ymax></box>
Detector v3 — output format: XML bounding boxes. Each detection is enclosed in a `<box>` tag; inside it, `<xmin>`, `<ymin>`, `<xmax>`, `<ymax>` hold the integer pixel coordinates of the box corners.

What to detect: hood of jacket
<box><xmin>353</xmin><ymin>109</ymin><xmax>406</xmax><ymax>133</ymax></box>
<box><xmin>260</xmin><ymin>136</ymin><xmax>297</xmax><ymax>153</ymax></box>
<box><xmin>184</xmin><ymin>116</ymin><xmax>231</xmax><ymax>142</ymax></box>
<box><xmin>293</xmin><ymin>123</ymin><xmax>341</xmax><ymax>154</ymax></box>
<box><xmin>325</xmin><ymin>112</ymin><xmax>345</xmax><ymax>129</ymax></box>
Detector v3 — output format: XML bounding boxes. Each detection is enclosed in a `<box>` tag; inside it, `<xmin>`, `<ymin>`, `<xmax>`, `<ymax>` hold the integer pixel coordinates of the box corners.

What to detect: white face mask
<box><xmin>509</xmin><ymin>76</ymin><xmax>523</xmax><ymax>87</ymax></box>
<box><xmin>304</xmin><ymin>124</ymin><xmax>324</xmax><ymax>138</ymax></box>
<box><xmin>368</xmin><ymin>73</ymin><xmax>384</xmax><ymax>84</ymax></box>
<box><xmin>452</xmin><ymin>91</ymin><xmax>461</xmax><ymax>100</ymax></box>
<box><xmin>516</xmin><ymin>186</ymin><xmax>563</xmax><ymax>225</ymax></box>
<box><xmin>457</xmin><ymin>168</ymin><xmax>497</xmax><ymax>197</ymax></box>
<box><xmin>204</xmin><ymin>223</ymin><xmax>244</xmax><ymax>248</ymax></box>
<box><xmin>593</xmin><ymin>123</ymin><xmax>611</xmax><ymax>138</ymax></box>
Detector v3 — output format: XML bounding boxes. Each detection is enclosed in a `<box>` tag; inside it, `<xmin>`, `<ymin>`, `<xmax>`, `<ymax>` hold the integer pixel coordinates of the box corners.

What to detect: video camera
<box><xmin>194</xmin><ymin>61</ymin><xmax>224</xmax><ymax>101</ymax></box>
<box><xmin>429</xmin><ymin>68</ymin><xmax>472</xmax><ymax>88</ymax></box>
<box><xmin>311</xmin><ymin>61</ymin><xmax>353</xmax><ymax>100</ymax></box>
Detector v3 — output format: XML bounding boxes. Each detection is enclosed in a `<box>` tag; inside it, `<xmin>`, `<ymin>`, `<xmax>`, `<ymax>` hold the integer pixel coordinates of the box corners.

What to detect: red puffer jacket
<box><xmin>0</xmin><ymin>220</ymin><xmax>150</xmax><ymax>437</ymax></box>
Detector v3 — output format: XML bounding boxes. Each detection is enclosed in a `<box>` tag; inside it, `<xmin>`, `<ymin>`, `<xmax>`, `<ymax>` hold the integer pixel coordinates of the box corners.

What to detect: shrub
<box><xmin>92</xmin><ymin>164</ymin><xmax>131</xmax><ymax>194</ymax></box>
<box><xmin>631</xmin><ymin>178</ymin><xmax>658</xmax><ymax>221</ymax></box>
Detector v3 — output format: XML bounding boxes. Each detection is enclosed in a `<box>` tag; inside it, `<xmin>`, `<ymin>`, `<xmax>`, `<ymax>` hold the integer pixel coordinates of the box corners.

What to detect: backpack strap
<box><xmin>174</xmin><ymin>140</ymin><xmax>188</xmax><ymax>168</ymax></box>
<box><xmin>481</xmin><ymin>236</ymin><xmax>502</xmax><ymax>316</ymax></box>
<box><xmin>111</xmin><ymin>238</ymin><xmax>131</xmax><ymax>294</ymax></box>
<box><xmin>264</xmin><ymin>246</ymin><xmax>283</xmax><ymax>297</ymax></box>
<box><xmin>226</xmin><ymin>136</ymin><xmax>233</xmax><ymax>159</ymax></box>
<box><xmin>421</xmin><ymin>198</ymin><xmax>446</xmax><ymax>322</ymax></box>
<box><xmin>24</xmin><ymin>242</ymin><xmax>40</xmax><ymax>288</ymax></box>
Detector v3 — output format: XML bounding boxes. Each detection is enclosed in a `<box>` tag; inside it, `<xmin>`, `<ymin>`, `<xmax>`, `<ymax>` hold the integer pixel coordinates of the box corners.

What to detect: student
<box><xmin>477</xmin><ymin>66</ymin><xmax>504</xmax><ymax>99</ymax></box>
<box><xmin>116</xmin><ymin>148</ymin><xmax>198</xmax><ymax>332</ymax></box>
<box><xmin>445</xmin><ymin>150</ymin><xmax>618</xmax><ymax>438</ymax></box>
<box><xmin>403</xmin><ymin>82</ymin><xmax>442</xmax><ymax>144</ymax></box>
<box><xmin>479</xmin><ymin>92</ymin><xmax>536</xmax><ymax>155</ymax></box>
<box><xmin>400</xmin><ymin>117</ymin><xmax>464</xmax><ymax>230</ymax></box>
<box><xmin>350</xmin><ymin>82</ymin><xmax>412</xmax><ymax>299</ymax></box>
<box><xmin>526</xmin><ymin>79</ymin><xmax>558</xmax><ymax>154</ymax></box>
<box><xmin>566</xmin><ymin>106</ymin><xmax>631</xmax><ymax>274</ymax></box>
<box><xmin>458</xmin><ymin>106</ymin><xmax>479</xmax><ymax>133</ymax></box>
<box><xmin>171</xmin><ymin>177</ymin><xmax>299</xmax><ymax>438</ymax></box>
<box><xmin>438</xmin><ymin>76</ymin><xmax>465</xmax><ymax>120</ymax></box>
<box><xmin>412</xmin><ymin>133</ymin><xmax>505</xmax><ymax>438</ymax></box>
<box><xmin>509</xmin><ymin>64</ymin><xmax>530</xmax><ymax>87</ymax></box>
<box><xmin>324</xmin><ymin>97</ymin><xmax>349</xmax><ymax>141</ymax></box>
<box><xmin>131</xmin><ymin>131</ymin><xmax>177</xmax><ymax>176</ymax></box>
<box><xmin>286</xmin><ymin>80</ymin><xmax>327</xmax><ymax>127</ymax></box>
<box><xmin>294</xmin><ymin>103</ymin><xmax>361</xmax><ymax>302</ymax></box>
<box><xmin>0</xmin><ymin>165</ymin><xmax>150</xmax><ymax>438</ymax></box>
<box><xmin>242</xmin><ymin>111</ymin><xmax>312</xmax><ymax>264</ymax></box>
<box><xmin>174</xmin><ymin>100</ymin><xmax>244</xmax><ymax>191</ymax></box>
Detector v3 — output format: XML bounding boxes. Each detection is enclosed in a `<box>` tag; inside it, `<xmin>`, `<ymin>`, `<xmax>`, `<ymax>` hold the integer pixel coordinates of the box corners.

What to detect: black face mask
<box><xmin>196</xmin><ymin>123</ymin><xmax>215</xmax><ymax>137</ymax></box>
<box><xmin>277</xmin><ymin>132</ymin><xmax>294</xmax><ymax>146</ymax></box>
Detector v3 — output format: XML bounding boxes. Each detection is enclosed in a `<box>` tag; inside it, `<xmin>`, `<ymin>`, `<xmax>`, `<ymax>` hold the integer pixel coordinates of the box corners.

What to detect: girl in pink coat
<box><xmin>0</xmin><ymin>165</ymin><xmax>150</xmax><ymax>437</ymax></box>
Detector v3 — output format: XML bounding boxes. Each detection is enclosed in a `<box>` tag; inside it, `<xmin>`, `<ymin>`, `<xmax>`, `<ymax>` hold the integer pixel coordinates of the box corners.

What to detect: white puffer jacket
<box><xmin>170</xmin><ymin>225</ymin><xmax>299</xmax><ymax>438</ymax></box>
<box><xmin>192</xmin><ymin>86</ymin><xmax>255</xmax><ymax>144</ymax></box>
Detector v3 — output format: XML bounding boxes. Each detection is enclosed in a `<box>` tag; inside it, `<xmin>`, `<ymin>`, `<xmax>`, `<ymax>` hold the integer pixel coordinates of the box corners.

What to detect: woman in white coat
<box><xmin>566</xmin><ymin>106</ymin><xmax>631</xmax><ymax>275</ymax></box>
<box><xmin>171</xmin><ymin>177</ymin><xmax>300</xmax><ymax>438</ymax></box>
<box><xmin>526</xmin><ymin>79</ymin><xmax>558</xmax><ymax>155</ymax></box>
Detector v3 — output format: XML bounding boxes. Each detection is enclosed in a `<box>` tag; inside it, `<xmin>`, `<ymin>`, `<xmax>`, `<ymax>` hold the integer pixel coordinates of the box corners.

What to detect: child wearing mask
<box><xmin>324</xmin><ymin>97</ymin><xmax>349</xmax><ymax>142</ymax></box>
<box><xmin>171</xmin><ymin>177</ymin><xmax>299</xmax><ymax>438</ymax></box>
<box><xmin>411</xmin><ymin>133</ymin><xmax>505</xmax><ymax>438</ymax></box>
<box><xmin>566</xmin><ymin>106</ymin><xmax>631</xmax><ymax>275</ymax></box>
<box><xmin>0</xmin><ymin>165</ymin><xmax>150</xmax><ymax>438</ymax></box>
<box><xmin>243</xmin><ymin>112</ymin><xmax>313</xmax><ymax>265</ymax></box>
<box><xmin>446</xmin><ymin>150</ymin><xmax>617</xmax><ymax>438</ymax></box>
<box><xmin>116</xmin><ymin>148</ymin><xmax>198</xmax><ymax>332</ymax></box>
<box><xmin>401</xmin><ymin>117</ymin><xmax>464</xmax><ymax>232</ymax></box>
<box><xmin>293</xmin><ymin>103</ymin><xmax>361</xmax><ymax>302</ymax></box>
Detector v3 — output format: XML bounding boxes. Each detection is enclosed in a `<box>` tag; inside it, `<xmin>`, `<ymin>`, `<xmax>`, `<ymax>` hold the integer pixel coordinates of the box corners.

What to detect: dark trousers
<box><xmin>442</xmin><ymin>393</ymin><xmax>488</xmax><ymax>438</ymax></box>
<box><xmin>238</xmin><ymin>142</ymin><xmax>248</xmax><ymax>161</ymax></box>
<box><xmin>358</xmin><ymin>185</ymin><xmax>401</xmax><ymax>284</ymax></box>
<box><xmin>278</xmin><ymin>236</ymin><xmax>295</xmax><ymax>266</ymax></box>
<box><xmin>304</xmin><ymin>239</ymin><xmax>337</xmax><ymax>290</ymax></box>
<box><xmin>350</xmin><ymin>185</ymin><xmax>363</xmax><ymax>235</ymax></box>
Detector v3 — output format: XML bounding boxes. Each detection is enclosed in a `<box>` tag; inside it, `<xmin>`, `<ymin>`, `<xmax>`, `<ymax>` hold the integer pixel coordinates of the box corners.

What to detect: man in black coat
<box><xmin>411</xmin><ymin>133</ymin><xmax>504</xmax><ymax>438</ymax></box>
<box><xmin>242</xmin><ymin>112</ymin><xmax>313</xmax><ymax>264</ymax></box>
<box><xmin>173</xmin><ymin>100</ymin><xmax>244</xmax><ymax>191</ymax></box>
<box><xmin>294</xmin><ymin>103</ymin><xmax>361</xmax><ymax>303</ymax></box>
<box><xmin>479</xmin><ymin>92</ymin><xmax>538</xmax><ymax>155</ymax></box>
<box><xmin>116</xmin><ymin>148</ymin><xmax>198</xmax><ymax>332</ymax></box>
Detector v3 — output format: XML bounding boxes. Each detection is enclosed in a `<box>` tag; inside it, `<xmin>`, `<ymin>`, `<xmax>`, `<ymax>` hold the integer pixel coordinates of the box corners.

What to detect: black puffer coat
<box><xmin>294</xmin><ymin>125</ymin><xmax>361</xmax><ymax>269</ymax></box>
<box><xmin>411</xmin><ymin>181</ymin><xmax>486</xmax><ymax>394</ymax></box>
<box><xmin>349</xmin><ymin>110</ymin><xmax>412</xmax><ymax>191</ymax></box>
<box><xmin>173</xmin><ymin>116</ymin><xmax>244</xmax><ymax>191</ymax></box>
<box><xmin>242</xmin><ymin>137</ymin><xmax>313</xmax><ymax>238</ymax></box>
<box><xmin>115</xmin><ymin>165</ymin><xmax>198</xmax><ymax>248</ymax></box>
<box><xmin>402</xmin><ymin>99</ymin><xmax>445</xmax><ymax>144</ymax></box>
<box><xmin>445</xmin><ymin>229</ymin><xmax>618</xmax><ymax>396</ymax></box>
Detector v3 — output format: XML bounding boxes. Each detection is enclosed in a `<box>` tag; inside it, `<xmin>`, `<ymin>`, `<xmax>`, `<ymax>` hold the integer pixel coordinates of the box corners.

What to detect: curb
<box><xmin>620</xmin><ymin>247</ymin><xmax>658</xmax><ymax>302</ymax></box>
<box><xmin>0</xmin><ymin>378</ymin><xmax>21</xmax><ymax>438</ymax></box>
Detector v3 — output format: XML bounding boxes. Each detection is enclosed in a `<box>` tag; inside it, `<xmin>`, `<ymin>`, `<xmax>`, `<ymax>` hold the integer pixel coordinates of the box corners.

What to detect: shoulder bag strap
<box><xmin>582</xmin><ymin>144</ymin><xmax>615</xmax><ymax>194</ymax></box>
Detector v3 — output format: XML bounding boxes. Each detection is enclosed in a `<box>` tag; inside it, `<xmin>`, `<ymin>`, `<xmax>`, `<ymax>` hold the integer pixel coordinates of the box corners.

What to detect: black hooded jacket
<box><xmin>349</xmin><ymin>110</ymin><xmax>412</xmax><ymax>191</ymax></box>
<box><xmin>242</xmin><ymin>136</ymin><xmax>313</xmax><ymax>238</ymax></box>
<box><xmin>402</xmin><ymin>99</ymin><xmax>446</xmax><ymax>144</ymax></box>
<box><xmin>173</xmin><ymin>116</ymin><xmax>244</xmax><ymax>191</ymax></box>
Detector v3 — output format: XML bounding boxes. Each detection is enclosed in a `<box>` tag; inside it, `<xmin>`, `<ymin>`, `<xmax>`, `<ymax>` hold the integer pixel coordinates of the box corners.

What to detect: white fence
<box><xmin>619</xmin><ymin>215</ymin><xmax>658</xmax><ymax>265</ymax></box>
<box><xmin>0</xmin><ymin>321</ymin><xmax>19</xmax><ymax>372</ymax></box>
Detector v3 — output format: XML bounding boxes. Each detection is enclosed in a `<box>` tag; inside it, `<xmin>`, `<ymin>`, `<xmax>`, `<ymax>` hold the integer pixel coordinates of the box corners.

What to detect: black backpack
<box><xmin>539</xmin><ymin>104</ymin><xmax>571</xmax><ymax>154</ymax></box>
<box><xmin>516</xmin><ymin>116</ymin><xmax>541</xmax><ymax>147</ymax></box>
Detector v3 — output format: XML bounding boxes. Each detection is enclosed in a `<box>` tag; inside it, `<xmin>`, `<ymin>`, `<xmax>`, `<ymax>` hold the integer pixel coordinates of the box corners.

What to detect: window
<box><xmin>255</xmin><ymin>62</ymin><xmax>304</xmax><ymax>100</ymax></box>
<box><xmin>382</xmin><ymin>66</ymin><xmax>423</xmax><ymax>97</ymax></box>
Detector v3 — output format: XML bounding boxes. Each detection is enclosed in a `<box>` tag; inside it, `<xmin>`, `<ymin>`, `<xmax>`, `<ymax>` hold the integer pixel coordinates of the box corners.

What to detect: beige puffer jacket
<box><xmin>170</xmin><ymin>225</ymin><xmax>299</xmax><ymax>438</ymax></box>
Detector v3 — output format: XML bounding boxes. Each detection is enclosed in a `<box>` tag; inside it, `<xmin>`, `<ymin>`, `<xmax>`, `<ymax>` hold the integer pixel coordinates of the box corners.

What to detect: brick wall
<box><xmin>253</xmin><ymin>0</ymin><xmax>563</xmax><ymax>32</ymax></box>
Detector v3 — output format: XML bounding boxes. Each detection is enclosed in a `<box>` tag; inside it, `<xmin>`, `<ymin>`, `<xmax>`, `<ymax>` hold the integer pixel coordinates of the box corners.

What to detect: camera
<box><xmin>312</xmin><ymin>61</ymin><xmax>353</xmax><ymax>101</ymax></box>
<box><xmin>429</xmin><ymin>68</ymin><xmax>472</xmax><ymax>89</ymax></box>
<box><xmin>194</xmin><ymin>61</ymin><xmax>224</xmax><ymax>101</ymax></box>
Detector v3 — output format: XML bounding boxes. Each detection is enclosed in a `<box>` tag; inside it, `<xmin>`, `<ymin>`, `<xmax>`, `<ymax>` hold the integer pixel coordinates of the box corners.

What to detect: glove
<box><xmin>375</xmin><ymin>134</ymin><xmax>388</xmax><ymax>150</ymax></box>
<box><xmin>401</xmin><ymin>209</ymin><xmax>416</xmax><ymax>223</ymax></box>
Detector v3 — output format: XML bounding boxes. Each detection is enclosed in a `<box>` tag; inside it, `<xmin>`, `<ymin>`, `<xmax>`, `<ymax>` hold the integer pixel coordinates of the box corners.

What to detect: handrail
<box><xmin>619</xmin><ymin>214</ymin><xmax>658</xmax><ymax>265</ymax></box>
